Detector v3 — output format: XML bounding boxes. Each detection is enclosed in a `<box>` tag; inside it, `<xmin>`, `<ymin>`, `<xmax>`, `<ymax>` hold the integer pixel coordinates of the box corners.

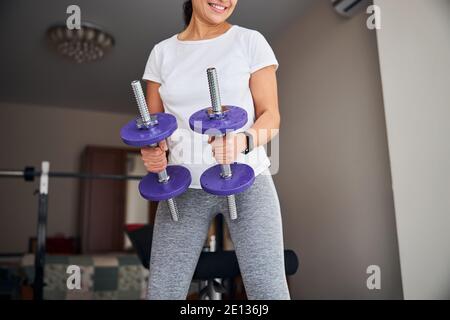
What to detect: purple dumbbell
<box><xmin>189</xmin><ymin>68</ymin><xmax>255</xmax><ymax>220</ymax></box>
<box><xmin>120</xmin><ymin>80</ymin><xmax>191</xmax><ymax>222</ymax></box>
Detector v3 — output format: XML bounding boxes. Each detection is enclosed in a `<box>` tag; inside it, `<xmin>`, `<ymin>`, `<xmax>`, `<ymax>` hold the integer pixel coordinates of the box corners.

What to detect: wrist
<box><xmin>236</xmin><ymin>132</ymin><xmax>247</xmax><ymax>154</ymax></box>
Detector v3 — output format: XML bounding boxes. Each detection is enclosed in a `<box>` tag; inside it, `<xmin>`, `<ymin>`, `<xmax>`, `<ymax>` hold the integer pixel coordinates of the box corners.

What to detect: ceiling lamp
<box><xmin>46</xmin><ymin>23</ymin><xmax>114</xmax><ymax>63</ymax></box>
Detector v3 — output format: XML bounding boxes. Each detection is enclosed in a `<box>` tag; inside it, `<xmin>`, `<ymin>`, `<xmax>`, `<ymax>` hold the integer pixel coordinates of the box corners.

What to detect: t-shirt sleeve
<box><xmin>248</xmin><ymin>31</ymin><xmax>279</xmax><ymax>74</ymax></box>
<box><xmin>142</xmin><ymin>45</ymin><xmax>162</xmax><ymax>83</ymax></box>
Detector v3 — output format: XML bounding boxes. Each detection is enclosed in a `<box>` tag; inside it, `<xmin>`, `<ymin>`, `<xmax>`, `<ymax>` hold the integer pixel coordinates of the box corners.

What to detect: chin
<box><xmin>206</xmin><ymin>15</ymin><xmax>228</xmax><ymax>25</ymax></box>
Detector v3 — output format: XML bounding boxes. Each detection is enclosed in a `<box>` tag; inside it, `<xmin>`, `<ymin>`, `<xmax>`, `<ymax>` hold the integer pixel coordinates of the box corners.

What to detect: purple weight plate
<box><xmin>139</xmin><ymin>165</ymin><xmax>191</xmax><ymax>201</ymax></box>
<box><xmin>200</xmin><ymin>163</ymin><xmax>255</xmax><ymax>196</ymax></box>
<box><xmin>189</xmin><ymin>106</ymin><xmax>248</xmax><ymax>135</ymax></box>
<box><xmin>121</xmin><ymin>113</ymin><xmax>177</xmax><ymax>147</ymax></box>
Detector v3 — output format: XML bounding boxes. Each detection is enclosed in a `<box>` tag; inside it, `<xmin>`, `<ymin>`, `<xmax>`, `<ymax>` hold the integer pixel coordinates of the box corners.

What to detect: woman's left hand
<box><xmin>209</xmin><ymin>132</ymin><xmax>247</xmax><ymax>164</ymax></box>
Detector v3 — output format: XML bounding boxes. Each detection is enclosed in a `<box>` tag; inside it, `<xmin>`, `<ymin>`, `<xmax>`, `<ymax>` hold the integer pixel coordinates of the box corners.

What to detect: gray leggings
<box><xmin>147</xmin><ymin>171</ymin><xmax>290</xmax><ymax>300</ymax></box>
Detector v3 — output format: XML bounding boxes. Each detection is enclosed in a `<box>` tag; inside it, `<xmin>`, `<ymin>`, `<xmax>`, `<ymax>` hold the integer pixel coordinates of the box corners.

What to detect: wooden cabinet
<box><xmin>79</xmin><ymin>146</ymin><xmax>128</xmax><ymax>253</ymax></box>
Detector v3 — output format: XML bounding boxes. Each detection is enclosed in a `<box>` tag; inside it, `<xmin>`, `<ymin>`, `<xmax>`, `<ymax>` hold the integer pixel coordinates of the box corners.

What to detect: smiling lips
<box><xmin>208</xmin><ymin>2</ymin><xmax>228</xmax><ymax>14</ymax></box>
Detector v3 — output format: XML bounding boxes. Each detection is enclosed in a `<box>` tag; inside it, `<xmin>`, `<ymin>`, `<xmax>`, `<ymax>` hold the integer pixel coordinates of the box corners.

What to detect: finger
<box><xmin>147</xmin><ymin>159</ymin><xmax>165</xmax><ymax>167</ymax></box>
<box><xmin>211</xmin><ymin>136</ymin><xmax>225</xmax><ymax>147</ymax></box>
<box><xmin>155</xmin><ymin>160</ymin><xmax>168</xmax><ymax>169</ymax></box>
<box><xmin>214</xmin><ymin>151</ymin><xmax>228</xmax><ymax>162</ymax></box>
<box><xmin>142</xmin><ymin>152</ymin><xmax>162</xmax><ymax>162</ymax></box>
<box><xmin>144</xmin><ymin>146</ymin><xmax>164</xmax><ymax>156</ymax></box>
<box><xmin>228</xmin><ymin>147</ymin><xmax>235</xmax><ymax>157</ymax></box>
<box><xmin>212</xmin><ymin>144</ymin><xmax>227</xmax><ymax>156</ymax></box>
<box><xmin>213</xmin><ymin>149</ymin><xmax>226</xmax><ymax>158</ymax></box>
<box><xmin>141</xmin><ymin>147</ymin><xmax>153</xmax><ymax>155</ymax></box>
<box><xmin>154</xmin><ymin>157</ymin><xmax>168</xmax><ymax>166</ymax></box>
<box><xmin>144</xmin><ymin>160</ymin><xmax>162</xmax><ymax>168</ymax></box>
<box><xmin>151</xmin><ymin>147</ymin><xmax>165</xmax><ymax>156</ymax></box>
<box><xmin>144</xmin><ymin>156</ymin><xmax>166</xmax><ymax>166</ymax></box>
<box><xmin>158</xmin><ymin>140</ymin><xmax>168</xmax><ymax>151</ymax></box>
<box><xmin>149</xmin><ymin>167</ymin><xmax>162</xmax><ymax>173</ymax></box>
<box><xmin>141</xmin><ymin>144</ymin><xmax>163</xmax><ymax>155</ymax></box>
<box><xmin>147</xmin><ymin>162</ymin><xmax>167</xmax><ymax>172</ymax></box>
<box><xmin>149</xmin><ymin>166</ymin><xmax>166</xmax><ymax>173</ymax></box>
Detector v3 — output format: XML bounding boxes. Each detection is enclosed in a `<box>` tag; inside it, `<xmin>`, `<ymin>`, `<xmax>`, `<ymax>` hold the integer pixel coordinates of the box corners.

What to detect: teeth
<box><xmin>209</xmin><ymin>3</ymin><xmax>226</xmax><ymax>10</ymax></box>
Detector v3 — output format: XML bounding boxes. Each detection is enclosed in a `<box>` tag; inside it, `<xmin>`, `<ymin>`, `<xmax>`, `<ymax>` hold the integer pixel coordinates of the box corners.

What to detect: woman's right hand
<box><xmin>140</xmin><ymin>140</ymin><xmax>168</xmax><ymax>173</ymax></box>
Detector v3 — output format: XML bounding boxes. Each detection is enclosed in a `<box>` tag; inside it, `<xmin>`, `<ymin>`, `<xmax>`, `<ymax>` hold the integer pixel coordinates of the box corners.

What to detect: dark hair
<box><xmin>183</xmin><ymin>0</ymin><xmax>193</xmax><ymax>27</ymax></box>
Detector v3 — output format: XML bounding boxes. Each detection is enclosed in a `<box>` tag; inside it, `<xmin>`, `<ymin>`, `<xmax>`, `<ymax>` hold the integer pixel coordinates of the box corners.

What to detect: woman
<box><xmin>141</xmin><ymin>0</ymin><xmax>290</xmax><ymax>300</ymax></box>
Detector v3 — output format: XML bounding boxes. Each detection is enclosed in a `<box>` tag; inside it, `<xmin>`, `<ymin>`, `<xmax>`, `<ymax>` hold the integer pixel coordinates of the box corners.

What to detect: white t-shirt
<box><xmin>142</xmin><ymin>25</ymin><xmax>279</xmax><ymax>189</ymax></box>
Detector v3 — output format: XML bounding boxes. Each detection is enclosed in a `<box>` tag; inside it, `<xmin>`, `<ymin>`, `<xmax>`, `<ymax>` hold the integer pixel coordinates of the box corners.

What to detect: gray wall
<box><xmin>0</xmin><ymin>103</ymin><xmax>133</xmax><ymax>253</ymax></box>
<box><xmin>375</xmin><ymin>0</ymin><xmax>450</xmax><ymax>299</ymax></box>
<box><xmin>272</xmin><ymin>0</ymin><xmax>403</xmax><ymax>299</ymax></box>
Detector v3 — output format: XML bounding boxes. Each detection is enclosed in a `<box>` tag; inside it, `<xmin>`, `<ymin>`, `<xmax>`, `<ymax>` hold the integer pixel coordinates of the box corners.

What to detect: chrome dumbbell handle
<box><xmin>131</xmin><ymin>80</ymin><xmax>158</xmax><ymax>127</ymax></box>
<box><xmin>149</xmin><ymin>142</ymin><xmax>180</xmax><ymax>222</ymax></box>
<box><xmin>208</xmin><ymin>68</ymin><xmax>238</xmax><ymax>220</ymax></box>
<box><xmin>132</xmin><ymin>80</ymin><xmax>180</xmax><ymax>222</ymax></box>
